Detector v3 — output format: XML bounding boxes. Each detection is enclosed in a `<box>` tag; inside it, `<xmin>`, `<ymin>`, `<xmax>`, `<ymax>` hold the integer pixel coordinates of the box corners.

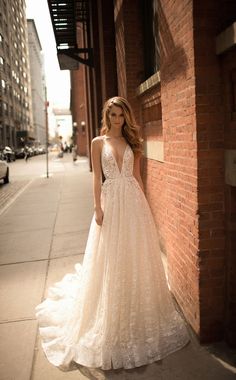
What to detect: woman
<box><xmin>35</xmin><ymin>96</ymin><xmax>189</xmax><ymax>371</ymax></box>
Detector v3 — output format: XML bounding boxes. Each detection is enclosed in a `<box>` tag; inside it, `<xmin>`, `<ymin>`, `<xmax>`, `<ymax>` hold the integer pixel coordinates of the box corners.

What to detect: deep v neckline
<box><xmin>104</xmin><ymin>141</ymin><xmax>128</xmax><ymax>174</ymax></box>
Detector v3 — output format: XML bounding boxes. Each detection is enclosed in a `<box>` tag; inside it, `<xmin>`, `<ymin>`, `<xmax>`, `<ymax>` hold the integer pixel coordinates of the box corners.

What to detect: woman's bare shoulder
<box><xmin>91</xmin><ymin>136</ymin><xmax>104</xmax><ymax>150</ymax></box>
<box><xmin>92</xmin><ymin>136</ymin><xmax>104</xmax><ymax>143</ymax></box>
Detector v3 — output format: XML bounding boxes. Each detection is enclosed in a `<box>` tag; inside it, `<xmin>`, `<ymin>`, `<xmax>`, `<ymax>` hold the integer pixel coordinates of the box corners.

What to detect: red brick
<box><xmin>75</xmin><ymin>0</ymin><xmax>236</xmax><ymax>346</ymax></box>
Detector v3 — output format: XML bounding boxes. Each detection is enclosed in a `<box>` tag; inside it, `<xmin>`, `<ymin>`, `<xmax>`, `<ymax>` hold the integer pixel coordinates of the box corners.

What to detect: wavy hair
<box><xmin>100</xmin><ymin>96</ymin><xmax>143</xmax><ymax>153</ymax></box>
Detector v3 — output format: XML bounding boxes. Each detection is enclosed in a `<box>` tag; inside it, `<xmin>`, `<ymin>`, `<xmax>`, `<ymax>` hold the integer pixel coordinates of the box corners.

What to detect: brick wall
<box><xmin>157</xmin><ymin>0</ymin><xmax>199</xmax><ymax>332</ymax></box>
<box><xmin>194</xmin><ymin>0</ymin><xmax>225</xmax><ymax>341</ymax></box>
<box><xmin>97</xmin><ymin>0</ymin><xmax>118</xmax><ymax>104</ymax></box>
<box><xmin>114</xmin><ymin>0</ymin><xmax>200</xmax><ymax>333</ymax></box>
<box><xmin>140</xmin><ymin>86</ymin><xmax>166</xmax><ymax>250</ymax></box>
<box><xmin>219</xmin><ymin>48</ymin><xmax>236</xmax><ymax>345</ymax></box>
<box><xmin>114</xmin><ymin>0</ymin><xmax>144</xmax><ymax>121</ymax></box>
<box><xmin>82</xmin><ymin>0</ymin><xmax>236</xmax><ymax>344</ymax></box>
<box><xmin>141</xmin><ymin>0</ymin><xmax>236</xmax><ymax>344</ymax></box>
<box><xmin>70</xmin><ymin>66</ymin><xmax>88</xmax><ymax>156</ymax></box>
<box><xmin>194</xmin><ymin>0</ymin><xmax>236</xmax><ymax>343</ymax></box>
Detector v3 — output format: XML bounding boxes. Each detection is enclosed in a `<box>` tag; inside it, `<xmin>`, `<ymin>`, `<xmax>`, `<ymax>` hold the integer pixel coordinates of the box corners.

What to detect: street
<box><xmin>0</xmin><ymin>153</ymin><xmax>75</xmax><ymax>214</ymax></box>
<box><xmin>0</xmin><ymin>154</ymin><xmax>236</xmax><ymax>380</ymax></box>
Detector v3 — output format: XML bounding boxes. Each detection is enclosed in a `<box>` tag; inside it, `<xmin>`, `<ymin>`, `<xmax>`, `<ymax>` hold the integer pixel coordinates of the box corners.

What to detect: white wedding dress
<box><xmin>35</xmin><ymin>140</ymin><xmax>189</xmax><ymax>371</ymax></box>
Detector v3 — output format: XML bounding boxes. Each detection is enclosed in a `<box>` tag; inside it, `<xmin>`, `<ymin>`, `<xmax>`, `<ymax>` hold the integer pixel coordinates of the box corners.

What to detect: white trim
<box><xmin>144</xmin><ymin>140</ymin><xmax>164</xmax><ymax>162</ymax></box>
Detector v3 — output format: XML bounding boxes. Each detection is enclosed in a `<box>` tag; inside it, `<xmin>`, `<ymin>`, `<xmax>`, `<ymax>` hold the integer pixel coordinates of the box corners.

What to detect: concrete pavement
<box><xmin>0</xmin><ymin>153</ymin><xmax>235</xmax><ymax>380</ymax></box>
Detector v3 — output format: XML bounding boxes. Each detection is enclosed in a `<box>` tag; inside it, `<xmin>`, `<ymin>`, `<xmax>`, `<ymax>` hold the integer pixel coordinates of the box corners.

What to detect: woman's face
<box><xmin>108</xmin><ymin>105</ymin><xmax>125</xmax><ymax>130</ymax></box>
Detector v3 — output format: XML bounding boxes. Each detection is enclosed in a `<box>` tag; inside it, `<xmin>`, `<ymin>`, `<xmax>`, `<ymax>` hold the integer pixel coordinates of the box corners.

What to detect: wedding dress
<box><xmin>35</xmin><ymin>140</ymin><xmax>189</xmax><ymax>371</ymax></box>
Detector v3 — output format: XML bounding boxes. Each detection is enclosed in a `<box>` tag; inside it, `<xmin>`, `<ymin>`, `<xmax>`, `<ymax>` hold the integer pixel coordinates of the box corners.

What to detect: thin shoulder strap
<box><xmin>100</xmin><ymin>136</ymin><xmax>106</xmax><ymax>183</ymax></box>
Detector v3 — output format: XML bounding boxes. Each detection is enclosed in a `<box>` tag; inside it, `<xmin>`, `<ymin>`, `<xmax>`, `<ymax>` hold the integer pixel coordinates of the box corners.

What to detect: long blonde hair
<box><xmin>100</xmin><ymin>96</ymin><xmax>143</xmax><ymax>153</ymax></box>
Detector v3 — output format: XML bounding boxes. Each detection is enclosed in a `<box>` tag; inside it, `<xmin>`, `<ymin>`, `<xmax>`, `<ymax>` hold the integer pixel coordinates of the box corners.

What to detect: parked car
<box><xmin>2</xmin><ymin>146</ymin><xmax>15</xmax><ymax>162</ymax></box>
<box><xmin>32</xmin><ymin>146</ymin><xmax>37</xmax><ymax>156</ymax></box>
<box><xmin>38</xmin><ymin>145</ymin><xmax>46</xmax><ymax>154</ymax></box>
<box><xmin>15</xmin><ymin>147</ymin><xmax>25</xmax><ymax>159</ymax></box>
<box><xmin>0</xmin><ymin>159</ymin><xmax>9</xmax><ymax>183</ymax></box>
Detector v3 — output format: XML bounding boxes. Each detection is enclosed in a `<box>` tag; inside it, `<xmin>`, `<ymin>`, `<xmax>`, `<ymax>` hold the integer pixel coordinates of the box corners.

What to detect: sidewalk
<box><xmin>0</xmin><ymin>155</ymin><xmax>235</xmax><ymax>380</ymax></box>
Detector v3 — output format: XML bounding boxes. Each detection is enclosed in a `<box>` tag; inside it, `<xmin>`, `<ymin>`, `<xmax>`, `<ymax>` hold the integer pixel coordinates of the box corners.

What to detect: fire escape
<box><xmin>47</xmin><ymin>0</ymin><xmax>93</xmax><ymax>69</ymax></box>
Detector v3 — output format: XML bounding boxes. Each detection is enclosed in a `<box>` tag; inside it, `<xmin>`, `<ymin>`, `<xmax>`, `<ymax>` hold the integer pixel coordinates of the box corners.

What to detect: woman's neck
<box><xmin>105</xmin><ymin>132</ymin><xmax>123</xmax><ymax>138</ymax></box>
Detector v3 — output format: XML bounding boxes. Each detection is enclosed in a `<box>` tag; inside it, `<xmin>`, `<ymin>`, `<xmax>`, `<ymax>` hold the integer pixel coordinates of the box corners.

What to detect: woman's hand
<box><xmin>94</xmin><ymin>207</ymin><xmax>104</xmax><ymax>226</ymax></box>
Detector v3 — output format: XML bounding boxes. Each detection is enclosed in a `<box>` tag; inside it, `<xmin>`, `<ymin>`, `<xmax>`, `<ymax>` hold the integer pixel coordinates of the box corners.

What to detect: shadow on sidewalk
<box><xmin>69</xmin><ymin>331</ymin><xmax>236</xmax><ymax>380</ymax></box>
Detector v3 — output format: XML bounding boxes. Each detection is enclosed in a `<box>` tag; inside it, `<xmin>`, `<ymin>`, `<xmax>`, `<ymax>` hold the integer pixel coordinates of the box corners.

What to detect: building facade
<box><xmin>49</xmin><ymin>0</ymin><xmax>236</xmax><ymax>346</ymax></box>
<box><xmin>0</xmin><ymin>0</ymin><xmax>33</xmax><ymax>149</ymax></box>
<box><xmin>70</xmin><ymin>65</ymin><xmax>88</xmax><ymax>156</ymax></box>
<box><xmin>27</xmin><ymin>19</ymin><xmax>46</xmax><ymax>146</ymax></box>
<box><xmin>53</xmin><ymin>108</ymin><xmax>72</xmax><ymax>149</ymax></box>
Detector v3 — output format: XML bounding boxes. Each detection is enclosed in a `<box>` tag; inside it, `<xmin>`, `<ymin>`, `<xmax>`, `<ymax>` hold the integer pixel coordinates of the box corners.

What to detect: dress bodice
<box><xmin>101</xmin><ymin>142</ymin><xmax>134</xmax><ymax>179</ymax></box>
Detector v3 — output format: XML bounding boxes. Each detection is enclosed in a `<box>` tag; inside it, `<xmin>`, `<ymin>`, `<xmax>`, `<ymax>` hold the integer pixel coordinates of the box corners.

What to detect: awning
<box><xmin>47</xmin><ymin>0</ymin><xmax>93</xmax><ymax>69</ymax></box>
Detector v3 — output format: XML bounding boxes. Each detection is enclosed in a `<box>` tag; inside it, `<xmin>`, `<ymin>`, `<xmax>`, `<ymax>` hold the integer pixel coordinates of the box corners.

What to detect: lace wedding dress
<box><xmin>35</xmin><ymin>141</ymin><xmax>189</xmax><ymax>371</ymax></box>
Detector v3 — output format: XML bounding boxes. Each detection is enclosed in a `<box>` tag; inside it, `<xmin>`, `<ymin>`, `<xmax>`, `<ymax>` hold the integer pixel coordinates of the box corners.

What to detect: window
<box><xmin>1</xmin><ymin>79</ymin><xmax>6</xmax><ymax>92</ymax></box>
<box><xmin>142</xmin><ymin>0</ymin><xmax>160</xmax><ymax>79</ymax></box>
<box><xmin>3</xmin><ymin>102</ymin><xmax>8</xmax><ymax>115</ymax></box>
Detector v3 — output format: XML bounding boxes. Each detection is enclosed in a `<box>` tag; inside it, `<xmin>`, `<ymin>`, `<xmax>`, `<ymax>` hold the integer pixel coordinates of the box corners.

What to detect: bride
<box><xmin>35</xmin><ymin>96</ymin><xmax>189</xmax><ymax>371</ymax></box>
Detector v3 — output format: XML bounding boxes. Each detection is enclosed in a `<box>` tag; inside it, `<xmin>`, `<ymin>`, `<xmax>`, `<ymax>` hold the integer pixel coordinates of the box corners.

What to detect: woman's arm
<box><xmin>133</xmin><ymin>152</ymin><xmax>144</xmax><ymax>192</ymax></box>
<box><xmin>91</xmin><ymin>137</ymin><xmax>104</xmax><ymax>225</ymax></box>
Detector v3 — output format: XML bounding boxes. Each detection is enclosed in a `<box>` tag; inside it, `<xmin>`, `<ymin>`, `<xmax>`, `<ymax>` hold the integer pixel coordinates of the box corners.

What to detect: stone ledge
<box><xmin>216</xmin><ymin>22</ymin><xmax>236</xmax><ymax>55</ymax></box>
<box><xmin>137</xmin><ymin>71</ymin><xmax>161</xmax><ymax>96</ymax></box>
